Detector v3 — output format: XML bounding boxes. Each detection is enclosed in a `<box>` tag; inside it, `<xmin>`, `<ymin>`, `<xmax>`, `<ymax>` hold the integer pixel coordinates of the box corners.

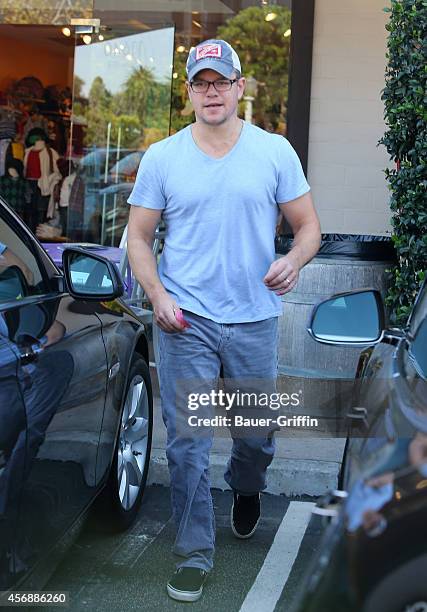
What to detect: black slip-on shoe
<box><xmin>231</xmin><ymin>491</ymin><xmax>261</xmax><ymax>539</ymax></box>
<box><xmin>167</xmin><ymin>567</ymin><xmax>208</xmax><ymax>602</ymax></box>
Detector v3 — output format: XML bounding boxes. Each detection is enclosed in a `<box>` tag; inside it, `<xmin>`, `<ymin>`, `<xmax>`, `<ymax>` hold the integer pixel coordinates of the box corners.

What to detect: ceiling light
<box><xmin>62</xmin><ymin>27</ymin><xmax>71</xmax><ymax>37</ymax></box>
<box><xmin>126</xmin><ymin>54</ymin><xmax>133</xmax><ymax>61</ymax></box>
<box><xmin>177</xmin><ymin>45</ymin><xmax>186</xmax><ymax>53</ymax></box>
<box><xmin>283</xmin><ymin>29</ymin><xmax>291</xmax><ymax>37</ymax></box>
<box><xmin>82</xmin><ymin>35</ymin><xmax>92</xmax><ymax>45</ymax></box>
<box><xmin>265</xmin><ymin>12</ymin><xmax>277</xmax><ymax>22</ymax></box>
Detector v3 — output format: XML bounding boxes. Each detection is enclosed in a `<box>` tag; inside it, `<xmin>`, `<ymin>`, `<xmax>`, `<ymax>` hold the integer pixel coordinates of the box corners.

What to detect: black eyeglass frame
<box><xmin>188</xmin><ymin>78</ymin><xmax>239</xmax><ymax>93</ymax></box>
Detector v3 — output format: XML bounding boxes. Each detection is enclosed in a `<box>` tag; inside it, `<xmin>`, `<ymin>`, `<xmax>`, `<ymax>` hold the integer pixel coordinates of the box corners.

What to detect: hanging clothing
<box><xmin>66</xmin><ymin>174</ymin><xmax>85</xmax><ymax>239</ymax></box>
<box><xmin>0</xmin><ymin>140</ymin><xmax>26</xmax><ymax>177</ymax></box>
<box><xmin>0</xmin><ymin>175</ymin><xmax>28</xmax><ymax>215</ymax></box>
<box><xmin>0</xmin><ymin>139</ymin><xmax>11</xmax><ymax>176</ymax></box>
<box><xmin>25</xmin><ymin>149</ymin><xmax>42</xmax><ymax>179</ymax></box>
<box><xmin>59</xmin><ymin>173</ymin><xmax>76</xmax><ymax>208</ymax></box>
<box><xmin>69</xmin><ymin>174</ymin><xmax>84</xmax><ymax>215</ymax></box>
<box><xmin>11</xmin><ymin>142</ymin><xmax>24</xmax><ymax>162</ymax></box>
<box><xmin>0</xmin><ymin>118</ymin><xmax>16</xmax><ymax>140</ymax></box>
<box><xmin>51</xmin><ymin>172</ymin><xmax>77</xmax><ymax>230</ymax></box>
<box><xmin>24</xmin><ymin>145</ymin><xmax>59</xmax><ymax>196</ymax></box>
<box><xmin>46</xmin><ymin>172</ymin><xmax>62</xmax><ymax>219</ymax></box>
<box><xmin>26</xmin><ymin>180</ymin><xmax>50</xmax><ymax>231</ymax></box>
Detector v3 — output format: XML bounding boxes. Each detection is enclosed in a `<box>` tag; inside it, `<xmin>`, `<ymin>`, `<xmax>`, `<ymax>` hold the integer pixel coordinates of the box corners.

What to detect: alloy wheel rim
<box><xmin>117</xmin><ymin>374</ymin><xmax>149</xmax><ymax>510</ymax></box>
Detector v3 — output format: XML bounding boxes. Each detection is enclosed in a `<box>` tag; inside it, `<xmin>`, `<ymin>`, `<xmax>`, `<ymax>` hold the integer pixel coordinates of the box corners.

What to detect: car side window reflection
<box><xmin>0</xmin><ymin>218</ymin><xmax>46</xmax><ymax>305</ymax></box>
<box><xmin>409</xmin><ymin>317</ymin><xmax>427</xmax><ymax>379</ymax></box>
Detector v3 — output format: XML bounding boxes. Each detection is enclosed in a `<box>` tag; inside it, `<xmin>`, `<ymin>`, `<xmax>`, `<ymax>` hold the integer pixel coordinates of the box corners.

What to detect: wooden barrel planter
<box><xmin>275</xmin><ymin>234</ymin><xmax>396</xmax><ymax>436</ymax></box>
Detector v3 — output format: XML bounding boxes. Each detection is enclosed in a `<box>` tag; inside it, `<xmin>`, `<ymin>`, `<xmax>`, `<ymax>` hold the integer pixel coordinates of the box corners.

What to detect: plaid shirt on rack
<box><xmin>0</xmin><ymin>176</ymin><xmax>29</xmax><ymax>214</ymax></box>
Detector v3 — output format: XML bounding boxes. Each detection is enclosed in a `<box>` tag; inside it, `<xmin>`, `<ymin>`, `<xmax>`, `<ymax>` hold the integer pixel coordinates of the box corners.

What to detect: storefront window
<box><xmin>0</xmin><ymin>0</ymin><xmax>93</xmax><ymax>25</ymax></box>
<box><xmin>0</xmin><ymin>1</ymin><xmax>293</xmax><ymax>248</ymax></box>
<box><xmin>69</xmin><ymin>26</ymin><xmax>174</xmax><ymax>244</ymax></box>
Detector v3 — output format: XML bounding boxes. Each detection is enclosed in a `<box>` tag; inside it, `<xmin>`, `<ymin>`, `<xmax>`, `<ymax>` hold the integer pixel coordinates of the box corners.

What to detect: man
<box><xmin>127</xmin><ymin>39</ymin><xmax>321</xmax><ymax>602</ymax></box>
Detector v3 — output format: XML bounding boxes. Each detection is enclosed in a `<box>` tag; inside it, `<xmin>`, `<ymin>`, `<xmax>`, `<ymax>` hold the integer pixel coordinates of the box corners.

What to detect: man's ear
<box><xmin>237</xmin><ymin>77</ymin><xmax>246</xmax><ymax>101</ymax></box>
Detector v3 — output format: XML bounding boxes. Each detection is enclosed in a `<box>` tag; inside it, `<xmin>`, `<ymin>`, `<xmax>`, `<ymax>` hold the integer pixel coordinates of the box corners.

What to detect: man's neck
<box><xmin>192</xmin><ymin>115</ymin><xmax>243</xmax><ymax>146</ymax></box>
<box><xmin>190</xmin><ymin>116</ymin><xmax>244</xmax><ymax>159</ymax></box>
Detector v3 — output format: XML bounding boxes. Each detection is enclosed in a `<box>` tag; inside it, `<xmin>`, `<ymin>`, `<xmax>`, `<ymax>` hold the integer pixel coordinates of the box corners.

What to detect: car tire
<box><xmin>362</xmin><ymin>554</ymin><xmax>427</xmax><ymax>612</ymax></box>
<box><xmin>98</xmin><ymin>354</ymin><xmax>153</xmax><ymax>532</ymax></box>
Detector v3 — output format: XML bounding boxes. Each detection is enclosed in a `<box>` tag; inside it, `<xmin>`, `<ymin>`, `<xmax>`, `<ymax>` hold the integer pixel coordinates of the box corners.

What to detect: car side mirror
<box><xmin>308</xmin><ymin>289</ymin><xmax>385</xmax><ymax>346</ymax></box>
<box><xmin>62</xmin><ymin>247</ymin><xmax>124</xmax><ymax>301</ymax></box>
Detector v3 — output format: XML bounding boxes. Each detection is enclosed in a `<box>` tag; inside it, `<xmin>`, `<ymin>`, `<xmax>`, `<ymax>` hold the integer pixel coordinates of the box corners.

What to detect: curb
<box><xmin>147</xmin><ymin>449</ymin><xmax>339</xmax><ymax>497</ymax></box>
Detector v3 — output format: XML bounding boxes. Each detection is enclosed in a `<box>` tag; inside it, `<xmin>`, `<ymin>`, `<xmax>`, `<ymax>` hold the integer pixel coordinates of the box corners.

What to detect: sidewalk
<box><xmin>147</xmin><ymin>367</ymin><xmax>345</xmax><ymax>497</ymax></box>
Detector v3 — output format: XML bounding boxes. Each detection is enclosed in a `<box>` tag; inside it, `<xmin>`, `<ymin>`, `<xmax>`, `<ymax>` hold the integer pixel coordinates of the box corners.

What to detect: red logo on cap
<box><xmin>196</xmin><ymin>44</ymin><xmax>222</xmax><ymax>61</ymax></box>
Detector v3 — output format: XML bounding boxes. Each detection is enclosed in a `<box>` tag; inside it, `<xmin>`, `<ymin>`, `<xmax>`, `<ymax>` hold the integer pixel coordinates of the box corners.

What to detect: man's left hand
<box><xmin>263</xmin><ymin>254</ymin><xmax>299</xmax><ymax>296</ymax></box>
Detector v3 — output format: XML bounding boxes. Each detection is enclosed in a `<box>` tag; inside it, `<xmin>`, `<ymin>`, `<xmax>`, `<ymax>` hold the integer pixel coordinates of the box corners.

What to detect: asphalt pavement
<box><xmin>41</xmin><ymin>486</ymin><xmax>322</xmax><ymax>612</ymax></box>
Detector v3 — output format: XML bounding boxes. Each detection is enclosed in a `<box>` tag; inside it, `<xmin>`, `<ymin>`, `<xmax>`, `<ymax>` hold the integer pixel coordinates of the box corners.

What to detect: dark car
<box><xmin>0</xmin><ymin>197</ymin><xmax>153</xmax><ymax>593</ymax></box>
<box><xmin>291</xmin><ymin>282</ymin><xmax>427</xmax><ymax>612</ymax></box>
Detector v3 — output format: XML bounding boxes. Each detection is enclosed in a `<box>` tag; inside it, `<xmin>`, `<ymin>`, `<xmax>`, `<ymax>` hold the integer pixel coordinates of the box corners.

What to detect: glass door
<box><xmin>67</xmin><ymin>26</ymin><xmax>174</xmax><ymax>245</ymax></box>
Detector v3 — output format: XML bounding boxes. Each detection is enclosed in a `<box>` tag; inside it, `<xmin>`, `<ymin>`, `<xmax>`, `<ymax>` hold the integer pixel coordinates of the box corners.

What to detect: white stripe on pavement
<box><xmin>238</xmin><ymin>501</ymin><xmax>315</xmax><ymax>612</ymax></box>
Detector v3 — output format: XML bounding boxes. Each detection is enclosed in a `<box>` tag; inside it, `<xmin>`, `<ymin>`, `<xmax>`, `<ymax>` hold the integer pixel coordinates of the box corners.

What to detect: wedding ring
<box><xmin>285</xmin><ymin>278</ymin><xmax>291</xmax><ymax>285</ymax></box>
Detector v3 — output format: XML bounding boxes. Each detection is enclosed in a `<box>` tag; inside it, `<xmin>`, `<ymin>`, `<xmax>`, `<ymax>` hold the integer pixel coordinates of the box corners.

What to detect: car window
<box><xmin>409</xmin><ymin>316</ymin><xmax>427</xmax><ymax>379</ymax></box>
<box><xmin>0</xmin><ymin>217</ymin><xmax>47</xmax><ymax>305</ymax></box>
<box><xmin>408</xmin><ymin>281</ymin><xmax>427</xmax><ymax>337</ymax></box>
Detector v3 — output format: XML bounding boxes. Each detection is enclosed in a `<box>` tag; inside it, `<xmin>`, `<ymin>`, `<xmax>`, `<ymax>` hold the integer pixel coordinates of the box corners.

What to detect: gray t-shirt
<box><xmin>128</xmin><ymin>121</ymin><xmax>310</xmax><ymax>323</ymax></box>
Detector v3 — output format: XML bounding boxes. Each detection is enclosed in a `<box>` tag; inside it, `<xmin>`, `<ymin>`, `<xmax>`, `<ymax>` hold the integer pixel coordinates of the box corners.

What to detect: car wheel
<box><xmin>362</xmin><ymin>554</ymin><xmax>427</xmax><ymax>612</ymax></box>
<box><xmin>100</xmin><ymin>354</ymin><xmax>153</xmax><ymax>531</ymax></box>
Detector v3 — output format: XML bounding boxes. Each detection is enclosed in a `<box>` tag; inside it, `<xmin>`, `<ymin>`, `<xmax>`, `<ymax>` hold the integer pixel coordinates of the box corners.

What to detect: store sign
<box><xmin>0</xmin><ymin>0</ymin><xmax>93</xmax><ymax>25</ymax></box>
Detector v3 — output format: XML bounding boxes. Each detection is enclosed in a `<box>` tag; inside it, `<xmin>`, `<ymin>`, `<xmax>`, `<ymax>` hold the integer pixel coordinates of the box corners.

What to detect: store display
<box><xmin>52</xmin><ymin>158</ymin><xmax>74</xmax><ymax>233</ymax></box>
<box><xmin>0</xmin><ymin>138</ymin><xmax>10</xmax><ymax>177</ymax></box>
<box><xmin>0</xmin><ymin>61</ymin><xmax>89</xmax><ymax>241</ymax></box>
<box><xmin>0</xmin><ymin>114</ymin><xmax>21</xmax><ymax>177</ymax></box>
<box><xmin>24</xmin><ymin>129</ymin><xmax>60</xmax><ymax>231</ymax></box>
<box><xmin>0</xmin><ymin>159</ymin><xmax>29</xmax><ymax>217</ymax></box>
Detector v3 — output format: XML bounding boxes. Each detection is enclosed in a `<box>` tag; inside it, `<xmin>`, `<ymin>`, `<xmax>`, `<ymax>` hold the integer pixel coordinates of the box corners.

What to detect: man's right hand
<box><xmin>152</xmin><ymin>291</ymin><xmax>187</xmax><ymax>333</ymax></box>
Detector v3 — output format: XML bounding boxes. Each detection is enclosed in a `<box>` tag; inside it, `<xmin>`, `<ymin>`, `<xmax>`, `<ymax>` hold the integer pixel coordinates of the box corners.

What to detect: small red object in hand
<box><xmin>175</xmin><ymin>309</ymin><xmax>191</xmax><ymax>329</ymax></box>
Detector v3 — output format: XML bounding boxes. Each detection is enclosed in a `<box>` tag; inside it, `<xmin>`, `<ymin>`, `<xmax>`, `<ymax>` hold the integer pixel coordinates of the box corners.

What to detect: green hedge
<box><xmin>379</xmin><ymin>0</ymin><xmax>427</xmax><ymax>325</ymax></box>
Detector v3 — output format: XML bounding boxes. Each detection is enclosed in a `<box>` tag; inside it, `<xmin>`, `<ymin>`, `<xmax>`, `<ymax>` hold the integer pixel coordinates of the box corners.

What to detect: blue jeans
<box><xmin>157</xmin><ymin>310</ymin><xmax>279</xmax><ymax>572</ymax></box>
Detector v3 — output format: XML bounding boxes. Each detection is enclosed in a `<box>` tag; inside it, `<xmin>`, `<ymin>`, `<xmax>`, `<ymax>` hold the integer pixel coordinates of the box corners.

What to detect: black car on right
<box><xmin>291</xmin><ymin>281</ymin><xmax>427</xmax><ymax>612</ymax></box>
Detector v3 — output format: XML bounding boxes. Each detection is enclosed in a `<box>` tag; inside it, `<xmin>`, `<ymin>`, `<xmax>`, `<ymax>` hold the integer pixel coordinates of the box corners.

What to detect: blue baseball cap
<box><xmin>186</xmin><ymin>39</ymin><xmax>242</xmax><ymax>81</ymax></box>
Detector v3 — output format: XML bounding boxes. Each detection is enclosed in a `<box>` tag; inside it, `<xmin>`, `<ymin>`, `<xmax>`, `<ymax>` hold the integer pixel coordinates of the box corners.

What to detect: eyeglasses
<box><xmin>189</xmin><ymin>78</ymin><xmax>239</xmax><ymax>93</ymax></box>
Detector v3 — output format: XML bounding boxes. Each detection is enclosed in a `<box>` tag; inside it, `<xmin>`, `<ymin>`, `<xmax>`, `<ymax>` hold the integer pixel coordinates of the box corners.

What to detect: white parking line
<box><xmin>238</xmin><ymin>501</ymin><xmax>315</xmax><ymax>612</ymax></box>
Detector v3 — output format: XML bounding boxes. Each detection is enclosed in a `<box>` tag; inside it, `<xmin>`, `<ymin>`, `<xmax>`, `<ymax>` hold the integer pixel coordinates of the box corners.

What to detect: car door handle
<box><xmin>108</xmin><ymin>361</ymin><xmax>120</xmax><ymax>380</ymax></box>
<box><xmin>346</xmin><ymin>406</ymin><xmax>368</xmax><ymax>429</ymax></box>
<box><xmin>312</xmin><ymin>489</ymin><xmax>348</xmax><ymax>518</ymax></box>
<box><xmin>19</xmin><ymin>343</ymin><xmax>44</xmax><ymax>364</ymax></box>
